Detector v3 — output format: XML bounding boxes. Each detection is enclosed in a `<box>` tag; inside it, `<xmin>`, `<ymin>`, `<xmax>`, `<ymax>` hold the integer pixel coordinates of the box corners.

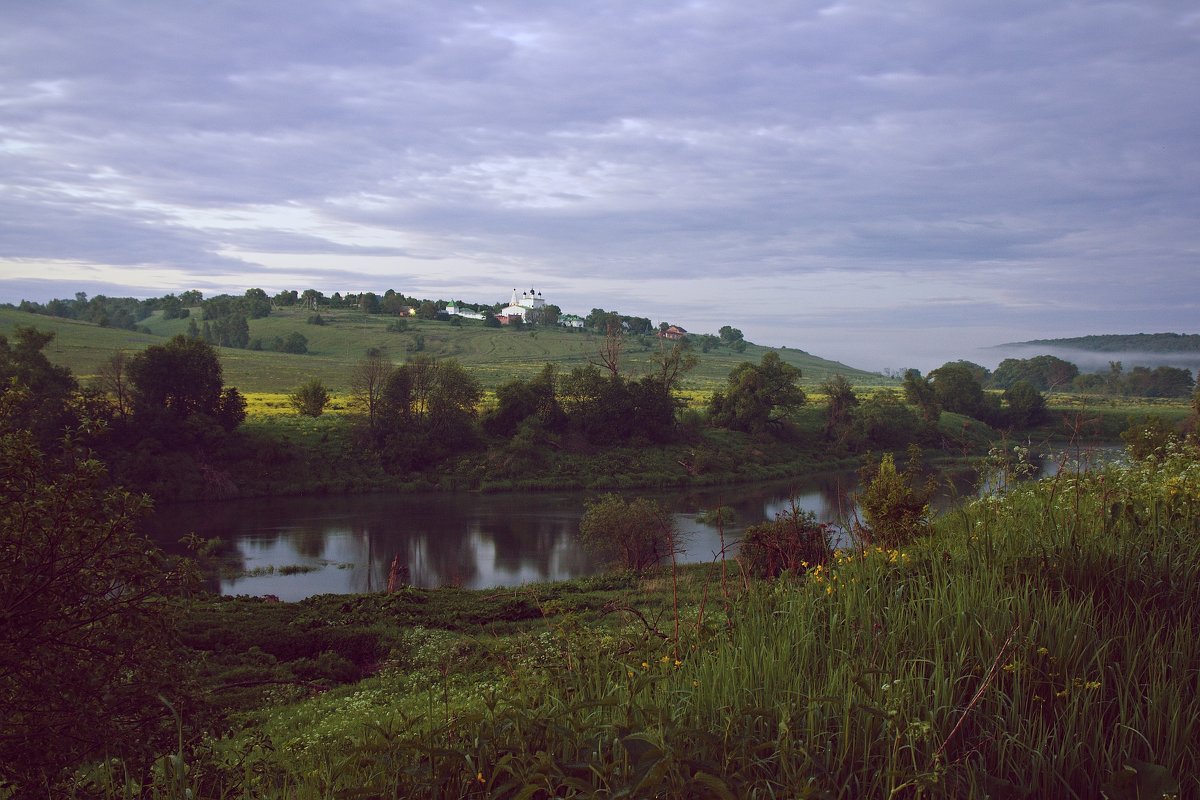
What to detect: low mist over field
<box><xmin>991</xmin><ymin>345</ymin><xmax>1200</xmax><ymax>375</ymax></box>
<box><xmin>991</xmin><ymin>333</ymin><xmax>1200</xmax><ymax>375</ymax></box>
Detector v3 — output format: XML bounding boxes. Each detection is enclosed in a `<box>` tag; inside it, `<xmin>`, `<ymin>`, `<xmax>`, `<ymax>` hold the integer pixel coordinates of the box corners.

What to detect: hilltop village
<box><xmin>446</xmin><ymin>287</ymin><xmax>688</xmax><ymax>340</ymax></box>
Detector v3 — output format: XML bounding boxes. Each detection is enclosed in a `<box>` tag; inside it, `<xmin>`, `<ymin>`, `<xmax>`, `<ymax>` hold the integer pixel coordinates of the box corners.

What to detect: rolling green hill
<box><xmin>1</xmin><ymin>306</ymin><xmax>884</xmax><ymax>394</ymax></box>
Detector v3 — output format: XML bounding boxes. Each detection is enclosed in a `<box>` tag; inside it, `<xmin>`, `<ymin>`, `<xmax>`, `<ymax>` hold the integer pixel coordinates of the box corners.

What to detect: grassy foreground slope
<box><xmin>0</xmin><ymin>306</ymin><xmax>884</xmax><ymax>394</ymax></box>
<box><xmin>72</xmin><ymin>440</ymin><xmax>1198</xmax><ymax>798</ymax></box>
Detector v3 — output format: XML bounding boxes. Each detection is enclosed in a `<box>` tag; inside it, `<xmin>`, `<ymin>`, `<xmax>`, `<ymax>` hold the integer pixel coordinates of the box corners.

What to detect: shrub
<box><xmin>856</xmin><ymin>444</ymin><xmax>937</xmax><ymax>548</ymax></box>
<box><xmin>1121</xmin><ymin>414</ymin><xmax>1175</xmax><ymax>460</ymax></box>
<box><xmin>579</xmin><ymin>493</ymin><xmax>677</xmax><ymax>572</ymax></box>
<box><xmin>738</xmin><ymin>505</ymin><xmax>833</xmax><ymax>578</ymax></box>
<box><xmin>290</xmin><ymin>378</ymin><xmax>330</xmax><ymax>417</ymax></box>
<box><xmin>276</xmin><ymin>331</ymin><xmax>308</xmax><ymax>354</ymax></box>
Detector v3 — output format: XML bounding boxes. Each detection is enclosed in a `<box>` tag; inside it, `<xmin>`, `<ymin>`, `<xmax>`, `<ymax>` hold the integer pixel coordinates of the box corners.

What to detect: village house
<box><xmin>659</xmin><ymin>325</ymin><xmax>688</xmax><ymax>341</ymax></box>
<box><xmin>445</xmin><ymin>301</ymin><xmax>486</xmax><ymax>320</ymax></box>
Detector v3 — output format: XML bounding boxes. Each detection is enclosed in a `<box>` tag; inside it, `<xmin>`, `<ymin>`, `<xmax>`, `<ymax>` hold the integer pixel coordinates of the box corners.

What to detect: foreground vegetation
<box><xmin>4</xmin><ymin>297</ymin><xmax>1198</xmax><ymax>797</ymax></box>
<box><xmin>8</xmin><ymin>437</ymin><xmax>1189</xmax><ymax>799</ymax></box>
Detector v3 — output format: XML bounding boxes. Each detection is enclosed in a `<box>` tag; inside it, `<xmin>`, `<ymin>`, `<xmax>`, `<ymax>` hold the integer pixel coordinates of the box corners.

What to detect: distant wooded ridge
<box><xmin>996</xmin><ymin>333</ymin><xmax>1200</xmax><ymax>353</ymax></box>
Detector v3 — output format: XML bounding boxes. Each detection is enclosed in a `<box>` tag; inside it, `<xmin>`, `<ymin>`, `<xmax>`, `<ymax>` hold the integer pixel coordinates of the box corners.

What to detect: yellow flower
<box><xmin>1037</xmin><ymin>646</ymin><xmax>1049</xmax><ymax>656</ymax></box>
<box><xmin>674</xmin><ymin>659</ymin><xmax>682</xmax><ymax>667</ymax></box>
<box><xmin>476</xmin><ymin>772</ymin><xmax>485</xmax><ymax>784</ymax></box>
<box><xmin>642</xmin><ymin>661</ymin><xmax>649</xmax><ymax>669</ymax></box>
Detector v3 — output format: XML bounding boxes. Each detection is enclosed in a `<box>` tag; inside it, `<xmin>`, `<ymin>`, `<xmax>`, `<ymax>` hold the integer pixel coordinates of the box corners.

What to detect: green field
<box><xmin>1</xmin><ymin>306</ymin><xmax>887</xmax><ymax>394</ymax></box>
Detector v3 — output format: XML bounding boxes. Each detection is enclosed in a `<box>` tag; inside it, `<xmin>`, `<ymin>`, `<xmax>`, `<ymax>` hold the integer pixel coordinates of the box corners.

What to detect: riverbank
<box><xmin>71</xmin><ymin>438</ymin><xmax>1198</xmax><ymax>798</ymax></box>
<box><xmin>138</xmin><ymin>403</ymin><xmax>1018</xmax><ymax>502</ymax></box>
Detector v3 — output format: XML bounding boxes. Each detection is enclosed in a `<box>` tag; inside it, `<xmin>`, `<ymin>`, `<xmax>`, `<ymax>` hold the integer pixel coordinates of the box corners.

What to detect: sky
<box><xmin>2</xmin><ymin>1</ymin><xmax>1197</xmax><ymax>373</ymax></box>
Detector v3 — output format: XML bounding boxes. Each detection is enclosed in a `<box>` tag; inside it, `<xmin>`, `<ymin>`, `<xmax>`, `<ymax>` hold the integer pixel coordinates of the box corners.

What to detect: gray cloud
<box><xmin>2</xmin><ymin>0</ymin><xmax>1197</xmax><ymax>370</ymax></box>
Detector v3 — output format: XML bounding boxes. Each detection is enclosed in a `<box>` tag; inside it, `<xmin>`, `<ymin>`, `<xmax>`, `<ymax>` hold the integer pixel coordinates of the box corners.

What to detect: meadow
<box><xmin>0</xmin><ymin>306</ymin><xmax>884</xmax><ymax>394</ymax></box>
<box><xmin>63</xmin><ymin>437</ymin><xmax>1197</xmax><ymax>799</ymax></box>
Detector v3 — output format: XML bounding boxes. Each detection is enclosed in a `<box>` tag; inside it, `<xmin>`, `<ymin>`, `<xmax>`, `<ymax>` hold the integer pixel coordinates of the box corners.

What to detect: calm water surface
<box><xmin>148</xmin><ymin>470</ymin><xmax>864</xmax><ymax>600</ymax></box>
<box><xmin>148</xmin><ymin>447</ymin><xmax>1117</xmax><ymax>600</ymax></box>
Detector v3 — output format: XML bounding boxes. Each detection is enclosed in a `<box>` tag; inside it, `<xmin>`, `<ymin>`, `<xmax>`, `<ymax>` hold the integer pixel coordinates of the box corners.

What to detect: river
<box><xmin>147</xmin><ymin>446</ymin><xmax>1118</xmax><ymax>600</ymax></box>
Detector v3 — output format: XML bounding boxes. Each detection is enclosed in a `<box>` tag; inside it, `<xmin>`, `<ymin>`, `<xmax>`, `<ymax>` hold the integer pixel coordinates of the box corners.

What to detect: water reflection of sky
<box><xmin>146</xmin><ymin>450</ymin><xmax>1119</xmax><ymax>601</ymax></box>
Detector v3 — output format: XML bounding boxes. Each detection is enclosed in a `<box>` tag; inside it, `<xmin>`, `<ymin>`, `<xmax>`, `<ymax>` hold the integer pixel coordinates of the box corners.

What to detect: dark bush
<box><xmin>738</xmin><ymin>505</ymin><xmax>833</xmax><ymax>579</ymax></box>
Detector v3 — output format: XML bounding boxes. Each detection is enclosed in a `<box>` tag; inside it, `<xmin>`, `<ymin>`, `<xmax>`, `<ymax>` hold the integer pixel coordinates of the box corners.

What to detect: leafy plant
<box><xmin>579</xmin><ymin>493</ymin><xmax>678</xmax><ymax>572</ymax></box>
<box><xmin>0</xmin><ymin>398</ymin><xmax>193</xmax><ymax>792</ymax></box>
<box><xmin>289</xmin><ymin>377</ymin><xmax>330</xmax><ymax>417</ymax></box>
<box><xmin>738</xmin><ymin>503</ymin><xmax>833</xmax><ymax>578</ymax></box>
<box><xmin>856</xmin><ymin>444</ymin><xmax>937</xmax><ymax>548</ymax></box>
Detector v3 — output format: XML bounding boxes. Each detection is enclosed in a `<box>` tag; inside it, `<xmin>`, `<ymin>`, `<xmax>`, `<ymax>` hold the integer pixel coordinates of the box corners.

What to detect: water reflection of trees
<box><xmin>669</xmin><ymin>471</ymin><xmax>860</xmax><ymax>530</ymax></box>
<box><xmin>146</xmin><ymin>471</ymin><xmax>890</xmax><ymax>598</ymax></box>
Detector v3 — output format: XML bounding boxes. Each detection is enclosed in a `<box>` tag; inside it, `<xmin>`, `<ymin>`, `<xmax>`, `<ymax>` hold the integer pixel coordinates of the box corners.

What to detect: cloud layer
<box><xmin>2</xmin><ymin>0</ymin><xmax>1197</xmax><ymax>370</ymax></box>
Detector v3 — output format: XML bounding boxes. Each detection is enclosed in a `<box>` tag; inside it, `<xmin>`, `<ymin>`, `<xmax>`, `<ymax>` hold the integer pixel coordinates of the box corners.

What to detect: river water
<box><xmin>147</xmin><ymin>447</ymin><xmax>1118</xmax><ymax>600</ymax></box>
<box><xmin>148</xmin><ymin>469</ymin><xmax>869</xmax><ymax>599</ymax></box>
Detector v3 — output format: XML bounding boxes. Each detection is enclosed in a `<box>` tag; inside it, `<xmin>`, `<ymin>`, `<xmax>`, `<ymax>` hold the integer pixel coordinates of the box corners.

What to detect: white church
<box><xmin>500</xmin><ymin>288</ymin><xmax>546</xmax><ymax>321</ymax></box>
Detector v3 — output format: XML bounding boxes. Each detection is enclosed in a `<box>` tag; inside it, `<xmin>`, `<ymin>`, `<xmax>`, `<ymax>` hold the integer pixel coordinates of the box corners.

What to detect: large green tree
<box><xmin>820</xmin><ymin>374</ymin><xmax>859</xmax><ymax>443</ymax></box>
<box><xmin>708</xmin><ymin>352</ymin><xmax>805</xmax><ymax>434</ymax></box>
<box><xmin>1002</xmin><ymin>380</ymin><xmax>1047</xmax><ymax>427</ymax></box>
<box><xmin>852</xmin><ymin>390</ymin><xmax>924</xmax><ymax>450</ymax></box>
<box><xmin>902</xmin><ymin>369</ymin><xmax>941</xmax><ymax>424</ymax></box>
<box><xmin>377</xmin><ymin>356</ymin><xmax>483</xmax><ymax>467</ymax></box>
<box><xmin>483</xmin><ymin>364</ymin><xmax>565</xmax><ymax>438</ymax></box>
<box><xmin>127</xmin><ymin>335</ymin><xmax>245</xmax><ymax>430</ymax></box>
<box><xmin>928</xmin><ymin>361</ymin><xmax>999</xmax><ymax>423</ymax></box>
<box><xmin>991</xmin><ymin>355</ymin><xmax>1079</xmax><ymax>391</ymax></box>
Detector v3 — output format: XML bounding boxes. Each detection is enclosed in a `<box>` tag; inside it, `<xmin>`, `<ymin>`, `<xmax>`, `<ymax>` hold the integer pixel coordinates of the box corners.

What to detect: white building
<box><xmin>445</xmin><ymin>301</ymin><xmax>486</xmax><ymax>320</ymax></box>
<box><xmin>500</xmin><ymin>288</ymin><xmax>546</xmax><ymax>321</ymax></box>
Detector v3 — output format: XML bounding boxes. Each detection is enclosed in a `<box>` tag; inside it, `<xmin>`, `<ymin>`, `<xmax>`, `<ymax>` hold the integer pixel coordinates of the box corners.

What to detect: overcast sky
<box><xmin>2</xmin><ymin>1</ymin><xmax>1197</xmax><ymax>372</ymax></box>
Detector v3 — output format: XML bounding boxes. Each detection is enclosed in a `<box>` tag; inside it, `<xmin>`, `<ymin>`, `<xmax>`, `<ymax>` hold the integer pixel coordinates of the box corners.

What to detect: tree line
<box><xmin>913</xmin><ymin>355</ymin><xmax>1195</xmax><ymax>400</ymax></box>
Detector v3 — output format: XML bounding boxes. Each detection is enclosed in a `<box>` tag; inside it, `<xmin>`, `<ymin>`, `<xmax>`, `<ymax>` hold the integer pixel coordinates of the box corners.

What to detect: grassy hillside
<box><xmin>1</xmin><ymin>306</ymin><xmax>886</xmax><ymax>394</ymax></box>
